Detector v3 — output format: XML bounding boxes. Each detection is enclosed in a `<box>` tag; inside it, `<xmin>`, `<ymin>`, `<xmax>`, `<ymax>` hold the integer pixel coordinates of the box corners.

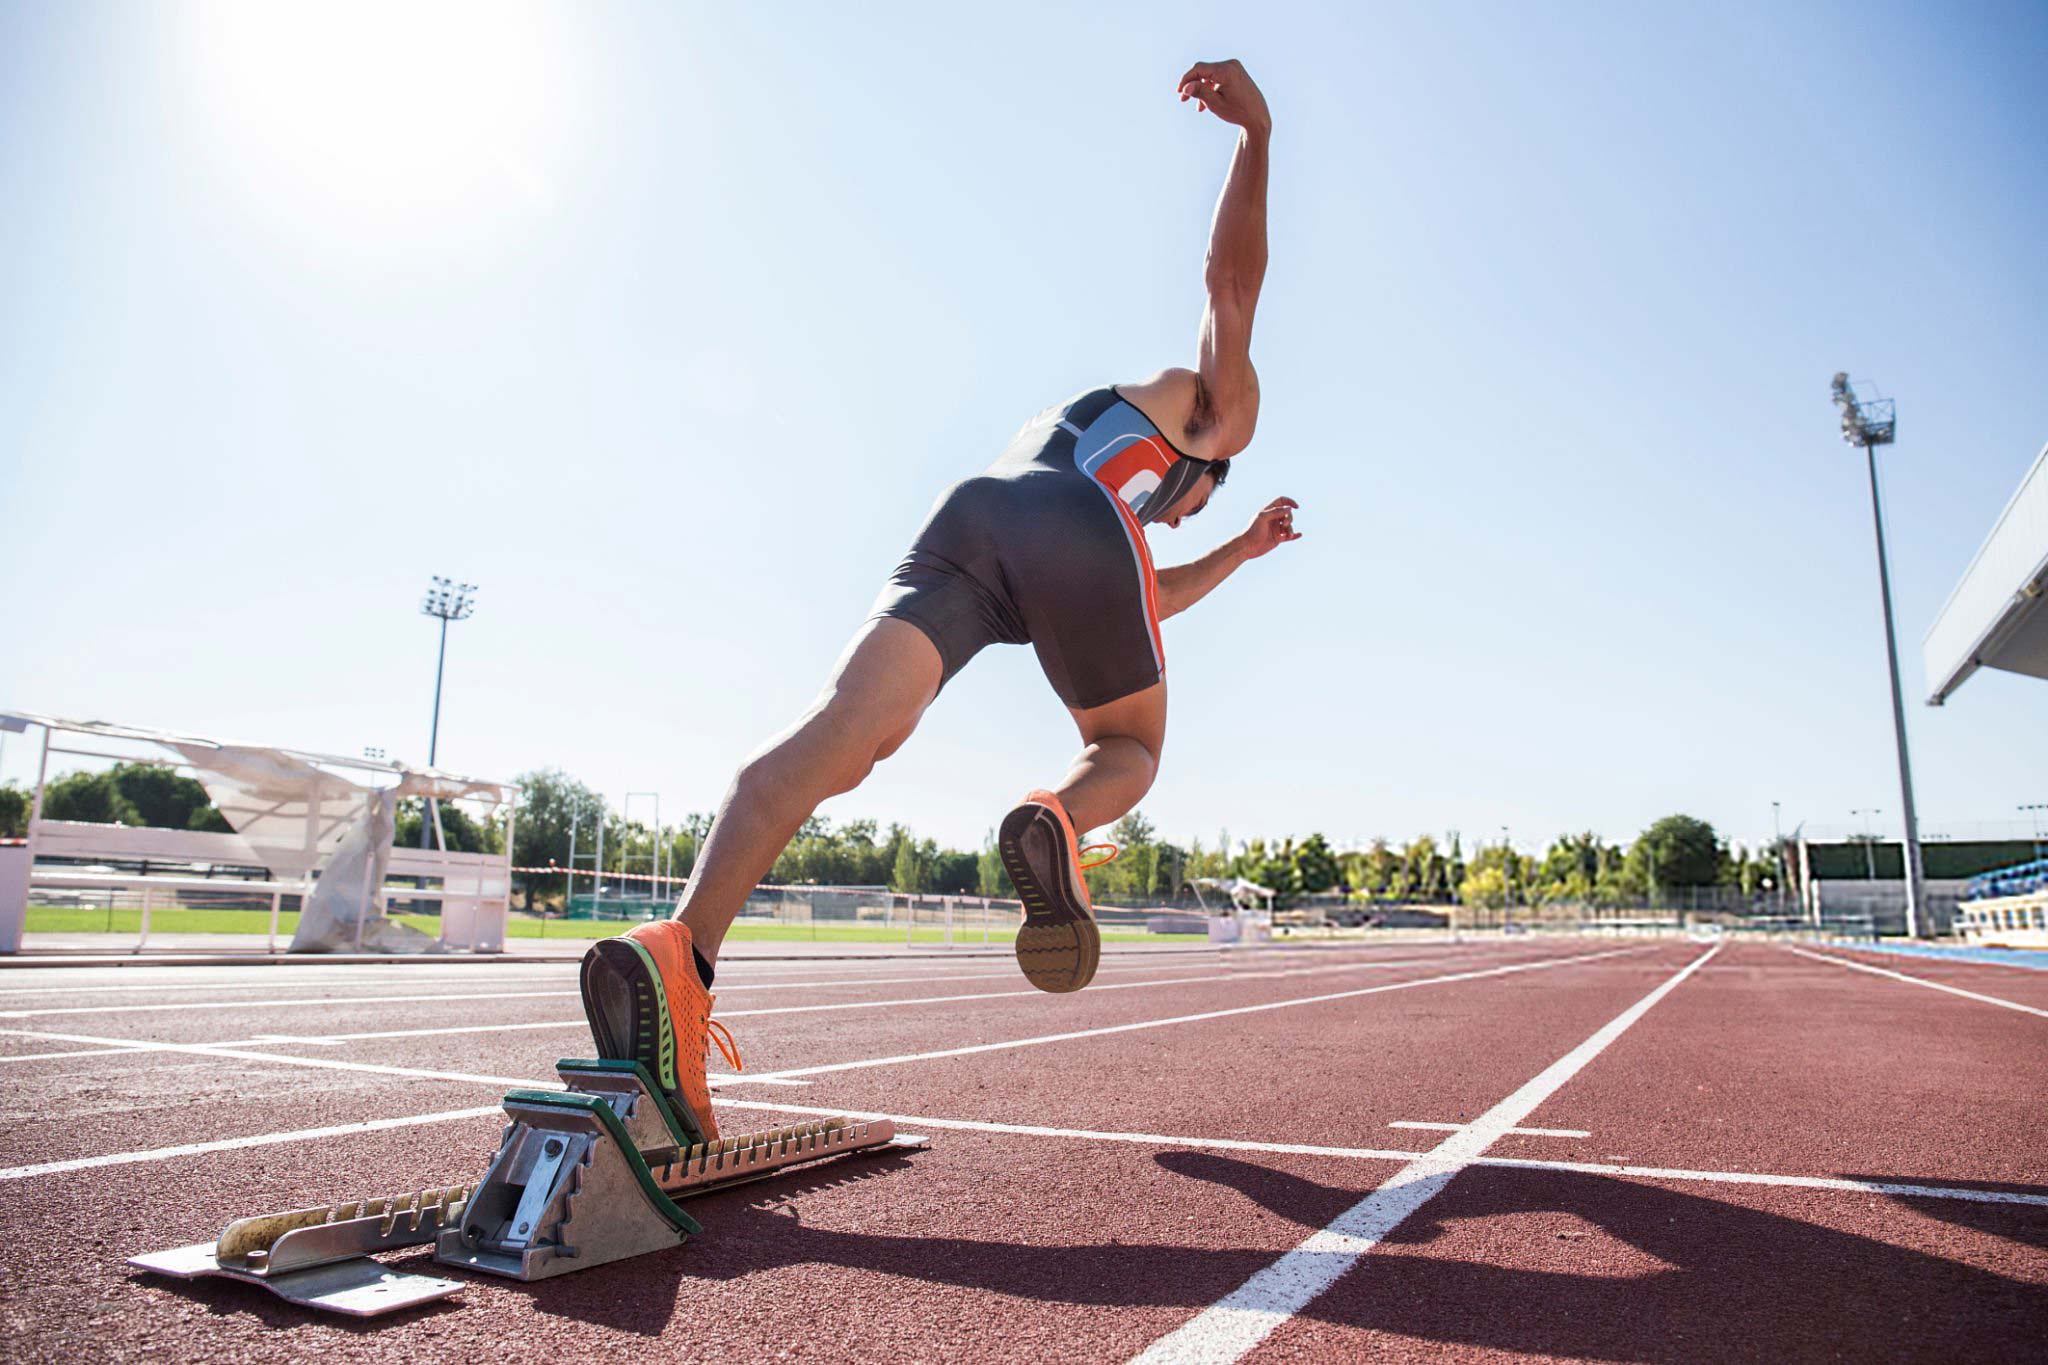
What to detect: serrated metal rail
<box><xmin>648</xmin><ymin>1117</ymin><xmax>910</xmax><ymax>1194</ymax></box>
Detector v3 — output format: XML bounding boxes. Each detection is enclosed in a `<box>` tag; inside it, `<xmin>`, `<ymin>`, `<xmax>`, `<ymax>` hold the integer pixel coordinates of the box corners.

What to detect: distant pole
<box><xmin>418</xmin><ymin>577</ymin><xmax>477</xmax><ymax>849</ymax></box>
<box><xmin>1771</xmin><ymin>801</ymin><xmax>1786</xmax><ymax>914</ymax></box>
<box><xmin>1832</xmin><ymin>374</ymin><xmax>1929</xmax><ymax>936</ymax></box>
<box><xmin>1500</xmin><ymin>825</ymin><xmax>1511</xmax><ymax>930</ymax></box>
<box><xmin>2022</xmin><ymin>803</ymin><xmax>2046</xmax><ymax>864</ymax></box>
<box><xmin>1852</xmin><ymin>808</ymin><xmax>1881</xmax><ymax>882</ymax></box>
<box><xmin>564</xmin><ymin>812</ymin><xmax>578</xmax><ymax>919</ymax></box>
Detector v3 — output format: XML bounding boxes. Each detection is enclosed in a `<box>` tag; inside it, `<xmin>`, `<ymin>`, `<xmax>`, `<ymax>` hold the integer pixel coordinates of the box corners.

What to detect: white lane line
<box><xmin>0</xmin><ymin>990</ymin><xmax>581</xmax><ymax>1020</ymax></box>
<box><xmin>0</xmin><ymin>1028</ymin><xmax>555</xmax><ymax>1089</ymax></box>
<box><xmin>707</xmin><ymin>1096</ymin><xmax>1424</xmax><ymax>1161</ymax></box>
<box><xmin>0</xmin><ymin>1045</ymin><xmax>156</xmax><ymax>1065</ymax></box>
<box><xmin>1471</xmin><ymin>1155</ymin><xmax>2048</xmax><ymax>1206</ymax></box>
<box><xmin>1388</xmin><ymin>1120</ymin><xmax>1591</xmax><ymax>1139</ymax></box>
<box><xmin>0</xmin><ymin>948</ymin><xmax>1634</xmax><ymax>1103</ymax></box>
<box><xmin>143</xmin><ymin>955</ymin><xmax>1470</xmax><ymax>1049</ymax></box>
<box><xmin>9</xmin><ymin>1072</ymin><xmax>2041</xmax><ymax>1214</ymax></box>
<box><xmin>0</xmin><ymin>951</ymin><xmax>1479</xmax><ymax>1020</ymax></box>
<box><xmin>0</xmin><ymin>1107</ymin><xmax>502</xmax><ymax>1182</ymax></box>
<box><xmin>1128</xmin><ymin>945</ymin><xmax>1720</xmax><ymax>1365</ymax></box>
<box><xmin>0</xmin><ymin>1025</ymin><xmax>806</xmax><ymax>1091</ymax></box>
<box><xmin>1786</xmin><ymin>947</ymin><xmax>2048</xmax><ymax>1019</ymax></box>
<box><xmin>741</xmin><ymin>948</ymin><xmax>1651</xmax><ymax>1084</ymax></box>
<box><xmin>0</xmin><ymin>972</ymin><xmax>576</xmax><ymax>998</ymax></box>
<box><xmin>711</xmin><ymin>1096</ymin><xmax>2048</xmax><ymax>1208</ymax></box>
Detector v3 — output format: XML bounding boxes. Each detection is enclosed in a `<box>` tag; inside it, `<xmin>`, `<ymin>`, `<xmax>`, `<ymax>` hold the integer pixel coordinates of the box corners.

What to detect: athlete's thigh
<box><xmin>1069</xmin><ymin>678</ymin><xmax>1168</xmax><ymax>758</ymax></box>
<box><xmin>808</xmin><ymin>617</ymin><xmax>945</xmax><ymax>742</ymax></box>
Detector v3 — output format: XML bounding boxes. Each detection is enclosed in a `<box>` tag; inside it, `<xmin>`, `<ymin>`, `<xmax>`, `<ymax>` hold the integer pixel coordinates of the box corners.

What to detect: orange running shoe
<box><xmin>579</xmin><ymin>919</ymin><xmax>741</xmax><ymax>1143</ymax></box>
<box><xmin>999</xmin><ymin>789</ymin><xmax>1116</xmax><ymax>993</ymax></box>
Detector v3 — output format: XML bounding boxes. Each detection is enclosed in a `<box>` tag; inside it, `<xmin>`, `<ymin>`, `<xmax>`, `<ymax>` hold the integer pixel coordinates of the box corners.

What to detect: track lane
<box><xmin>0</xmin><ymin>947</ymin><xmax>1596</xmax><ymax>1171</ymax></box>
<box><xmin>1496</xmin><ymin>942</ymin><xmax>2048</xmax><ymax>1185</ymax></box>
<box><xmin>1248</xmin><ymin>1165</ymin><xmax>2048</xmax><ymax>1362</ymax></box>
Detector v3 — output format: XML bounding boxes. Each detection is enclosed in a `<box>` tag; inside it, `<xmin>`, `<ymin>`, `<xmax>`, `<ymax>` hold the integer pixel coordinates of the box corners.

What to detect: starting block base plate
<box><xmin>129</xmin><ymin>1243</ymin><xmax>462</xmax><ymax>1317</ymax></box>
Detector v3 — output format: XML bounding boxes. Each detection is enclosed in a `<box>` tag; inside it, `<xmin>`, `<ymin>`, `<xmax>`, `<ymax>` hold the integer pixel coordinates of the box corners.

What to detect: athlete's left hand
<box><xmin>1236</xmin><ymin>497</ymin><xmax>1302</xmax><ymax>560</ymax></box>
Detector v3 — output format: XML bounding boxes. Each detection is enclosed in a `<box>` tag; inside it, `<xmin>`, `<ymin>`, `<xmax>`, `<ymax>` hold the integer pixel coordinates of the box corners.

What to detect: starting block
<box><xmin>130</xmin><ymin>1058</ymin><xmax>926</xmax><ymax>1317</ymax></box>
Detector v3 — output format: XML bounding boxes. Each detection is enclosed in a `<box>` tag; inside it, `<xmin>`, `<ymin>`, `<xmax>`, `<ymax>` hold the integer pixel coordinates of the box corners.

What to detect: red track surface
<box><xmin>2</xmin><ymin>936</ymin><xmax>2042</xmax><ymax>1361</ymax></box>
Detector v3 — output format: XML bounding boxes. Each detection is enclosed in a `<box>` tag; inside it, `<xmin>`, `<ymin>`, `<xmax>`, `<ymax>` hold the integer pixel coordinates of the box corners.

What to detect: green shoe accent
<box><xmin>614</xmin><ymin>937</ymin><xmax>678</xmax><ymax>1095</ymax></box>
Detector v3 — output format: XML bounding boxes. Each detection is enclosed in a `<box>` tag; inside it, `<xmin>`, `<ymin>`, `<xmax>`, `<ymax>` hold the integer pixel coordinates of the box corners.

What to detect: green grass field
<box><xmin>23</xmin><ymin>906</ymin><xmax>1199</xmax><ymax>945</ymax></box>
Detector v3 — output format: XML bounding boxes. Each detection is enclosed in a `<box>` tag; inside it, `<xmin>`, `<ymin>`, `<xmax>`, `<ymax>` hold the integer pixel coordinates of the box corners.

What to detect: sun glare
<box><xmin>185</xmin><ymin>0</ymin><xmax>576</xmax><ymax>245</ymax></box>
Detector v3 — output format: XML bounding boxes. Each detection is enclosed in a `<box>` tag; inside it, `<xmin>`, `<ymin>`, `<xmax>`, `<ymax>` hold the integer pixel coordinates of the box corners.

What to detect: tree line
<box><xmin>5</xmin><ymin>764</ymin><xmax>1784</xmax><ymax>911</ymax></box>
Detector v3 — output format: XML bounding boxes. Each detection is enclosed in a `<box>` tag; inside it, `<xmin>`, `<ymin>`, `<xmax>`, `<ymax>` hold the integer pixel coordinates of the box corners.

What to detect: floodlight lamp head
<box><xmin>1830</xmin><ymin>372</ymin><xmax>1895</xmax><ymax>448</ymax></box>
<box><xmin>420</xmin><ymin>574</ymin><xmax>479</xmax><ymax>621</ymax></box>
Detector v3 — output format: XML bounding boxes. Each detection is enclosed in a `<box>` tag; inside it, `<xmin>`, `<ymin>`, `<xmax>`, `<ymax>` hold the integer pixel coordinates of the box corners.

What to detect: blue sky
<box><xmin>3</xmin><ymin>1</ymin><xmax>2044</xmax><ymax>857</ymax></box>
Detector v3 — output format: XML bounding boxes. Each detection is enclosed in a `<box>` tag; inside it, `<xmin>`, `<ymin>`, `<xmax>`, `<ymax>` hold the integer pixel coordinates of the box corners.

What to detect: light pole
<box><xmin>2023</xmin><ymin>803</ymin><xmax>2047</xmax><ymax>864</ymax></box>
<box><xmin>1851</xmin><ymin>808</ymin><xmax>1881</xmax><ymax>882</ymax></box>
<box><xmin>1771</xmin><ymin>801</ymin><xmax>1786</xmax><ymax>914</ymax></box>
<box><xmin>1832</xmin><ymin>374</ymin><xmax>1929</xmax><ymax>937</ymax></box>
<box><xmin>1499</xmin><ymin>825</ymin><xmax>1512</xmax><ymax>930</ymax></box>
<box><xmin>419</xmin><ymin>576</ymin><xmax>477</xmax><ymax>848</ymax></box>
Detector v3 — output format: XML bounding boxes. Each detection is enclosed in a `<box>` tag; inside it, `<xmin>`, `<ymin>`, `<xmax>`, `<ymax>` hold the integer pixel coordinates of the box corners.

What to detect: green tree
<box><xmin>0</xmin><ymin>784</ymin><xmax>26</xmax><ymax>838</ymax></box>
<box><xmin>108</xmin><ymin>764</ymin><xmax>223</xmax><ymax>831</ymax></box>
<box><xmin>40</xmin><ymin>771</ymin><xmax>139</xmax><ymax>825</ymax></box>
<box><xmin>1535</xmin><ymin>832</ymin><xmax>1611</xmax><ymax>905</ymax></box>
<box><xmin>1625</xmin><ymin>815</ymin><xmax>1724</xmax><ymax>893</ymax></box>
<box><xmin>1291</xmin><ymin>833</ymin><xmax>1340</xmax><ymax>895</ymax></box>
<box><xmin>508</xmin><ymin>768</ymin><xmax>610</xmax><ymax>905</ymax></box>
<box><xmin>1344</xmin><ymin>838</ymin><xmax>1397</xmax><ymax>899</ymax></box>
<box><xmin>977</xmin><ymin>829</ymin><xmax>1015</xmax><ymax>898</ymax></box>
<box><xmin>1459</xmin><ymin>863</ymin><xmax>1508</xmax><ymax>910</ymax></box>
<box><xmin>890</xmin><ymin>834</ymin><xmax>928</xmax><ymax>893</ymax></box>
<box><xmin>395</xmin><ymin>798</ymin><xmax>501</xmax><ymax>854</ymax></box>
<box><xmin>929</xmin><ymin>848</ymin><xmax>979</xmax><ymax>896</ymax></box>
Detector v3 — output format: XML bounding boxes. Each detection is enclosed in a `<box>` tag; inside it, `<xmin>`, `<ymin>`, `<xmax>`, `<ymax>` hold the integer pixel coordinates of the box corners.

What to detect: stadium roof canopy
<box><xmin>1924</xmin><ymin>440</ymin><xmax>2048</xmax><ymax>705</ymax></box>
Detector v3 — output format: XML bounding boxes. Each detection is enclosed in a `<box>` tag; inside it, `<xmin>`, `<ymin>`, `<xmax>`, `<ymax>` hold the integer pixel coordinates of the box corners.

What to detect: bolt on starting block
<box><xmin>129</xmin><ymin>1058</ymin><xmax>927</xmax><ymax>1317</ymax></box>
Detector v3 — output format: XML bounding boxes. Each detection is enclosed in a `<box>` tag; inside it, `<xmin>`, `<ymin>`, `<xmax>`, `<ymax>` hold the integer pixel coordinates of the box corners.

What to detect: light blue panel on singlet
<box><xmin>1067</xmin><ymin>399</ymin><xmax>1168</xmax><ymax>517</ymax></box>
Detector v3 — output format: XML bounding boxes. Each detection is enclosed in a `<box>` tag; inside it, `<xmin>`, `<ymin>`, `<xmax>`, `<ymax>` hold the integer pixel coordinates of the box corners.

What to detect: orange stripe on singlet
<box><xmin>1103</xmin><ymin>485</ymin><xmax>1165</xmax><ymax>673</ymax></box>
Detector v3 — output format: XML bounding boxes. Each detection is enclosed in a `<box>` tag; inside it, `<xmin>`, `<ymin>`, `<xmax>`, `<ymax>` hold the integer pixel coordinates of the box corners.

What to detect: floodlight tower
<box><xmin>1831</xmin><ymin>374</ymin><xmax>1928</xmax><ymax>937</ymax></box>
<box><xmin>419</xmin><ymin>576</ymin><xmax>478</xmax><ymax>849</ymax></box>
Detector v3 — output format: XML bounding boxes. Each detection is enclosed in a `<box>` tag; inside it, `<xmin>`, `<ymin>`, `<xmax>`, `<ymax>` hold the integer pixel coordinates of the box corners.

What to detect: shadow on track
<box><xmin>1159</xmin><ymin>1151</ymin><xmax>2048</xmax><ymax>1360</ymax></box>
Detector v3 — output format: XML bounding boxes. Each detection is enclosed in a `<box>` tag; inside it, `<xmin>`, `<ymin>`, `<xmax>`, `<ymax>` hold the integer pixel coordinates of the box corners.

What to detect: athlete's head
<box><xmin>1163</xmin><ymin>460</ymin><xmax>1229</xmax><ymax>529</ymax></box>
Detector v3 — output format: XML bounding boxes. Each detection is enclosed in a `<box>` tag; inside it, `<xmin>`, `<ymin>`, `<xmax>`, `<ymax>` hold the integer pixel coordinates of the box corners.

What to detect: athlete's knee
<box><xmin>1114</xmin><ymin>729</ymin><xmax>1164</xmax><ymax>767</ymax></box>
<box><xmin>1101</xmin><ymin>732</ymin><xmax>1163</xmax><ymax>789</ymax></box>
<box><xmin>739</xmin><ymin>727</ymin><xmax>869</xmax><ymax>804</ymax></box>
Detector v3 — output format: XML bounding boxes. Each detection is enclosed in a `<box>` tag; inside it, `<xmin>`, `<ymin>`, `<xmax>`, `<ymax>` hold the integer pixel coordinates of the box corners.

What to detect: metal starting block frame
<box><xmin>127</xmin><ymin>1185</ymin><xmax>473</xmax><ymax>1316</ymax></box>
<box><xmin>129</xmin><ymin>1058</ymin><xmax>926</xmax><ymax>1317</ymax></box>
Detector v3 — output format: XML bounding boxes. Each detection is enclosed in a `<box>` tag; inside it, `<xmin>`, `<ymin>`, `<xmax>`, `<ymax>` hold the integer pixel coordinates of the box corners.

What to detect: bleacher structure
<box><xmin>0</xmin><ymin>711</ymin><xmax>516</xmax><ymax>955</ymax></box>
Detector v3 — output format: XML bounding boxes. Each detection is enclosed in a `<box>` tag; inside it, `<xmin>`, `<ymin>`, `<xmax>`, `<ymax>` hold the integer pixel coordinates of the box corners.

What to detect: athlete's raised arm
<box><xmin>1119</xmin><ymin>61</ymin><xmax>1270</xmax><ymax>461</ymax></box>
<box><xmin>1185</xmin><ymin>59</ymin><xmax>1269</xmax><ymax>458</ymax></box>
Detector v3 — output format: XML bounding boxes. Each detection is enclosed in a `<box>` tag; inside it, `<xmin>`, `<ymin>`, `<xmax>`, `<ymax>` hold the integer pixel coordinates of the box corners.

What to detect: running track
<box><xmin>1</xmin><ymin>937</ymin><xmax>2042</xmax><ymax>1360</ymax></box>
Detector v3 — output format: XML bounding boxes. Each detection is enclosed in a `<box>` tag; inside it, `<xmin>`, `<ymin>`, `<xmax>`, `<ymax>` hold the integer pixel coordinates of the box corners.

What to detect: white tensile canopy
<box><xmin>3</xmin><ymin>711</ymin><xmax>515</xmax><ymax>953</ymax></box>
<box><xmin>1924</xmin><ymin>440</ymin><xmax>2048</xmax><ymax>705</ymax></box>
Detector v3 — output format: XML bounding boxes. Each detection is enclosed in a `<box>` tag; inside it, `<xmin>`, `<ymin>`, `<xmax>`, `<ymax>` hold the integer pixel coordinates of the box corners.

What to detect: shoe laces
<box><xmin>1079</xmin><ymin>842</ymin><xmax>1120</xmax><ymax>871</ymax></box>
<box><xmin>705</xmin><ymin>1016</ymin><xmax>744</xmax><ymax>1072</ymax></box>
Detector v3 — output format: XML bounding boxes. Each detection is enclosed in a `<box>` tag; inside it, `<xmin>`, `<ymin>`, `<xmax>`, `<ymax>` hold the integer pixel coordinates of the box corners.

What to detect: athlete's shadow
<box><xmin>520</xmin><ymin>1147</ymin><xmax>2048</xmax><ymax>1354</ymax></box>
<box><xmin>1154</xmin><ymin>1150</ymin><xmax>2048</xmax><ymax>1360</ymax></box>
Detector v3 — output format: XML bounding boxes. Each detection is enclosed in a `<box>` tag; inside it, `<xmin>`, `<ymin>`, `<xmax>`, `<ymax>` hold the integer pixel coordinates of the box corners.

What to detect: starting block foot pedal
<box><xmin>436</xmin><ymin>1087</ymin><xmax>701</xmax><ymax>1281</ymax></box>
<box><xmin>128</xmin><ymin>1184</ymin><xmax>472</xmax><ymax>1317</ymax></box>
<box><xmin>435</xmin><ymin>1058</ymin><xmax>926</xmax><ymax>1283</ymax></box>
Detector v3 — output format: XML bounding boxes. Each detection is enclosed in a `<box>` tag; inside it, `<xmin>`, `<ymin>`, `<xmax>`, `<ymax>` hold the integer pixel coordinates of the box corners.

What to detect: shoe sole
<box><xmin>999</xmin><ymin>799</ymin><xmax>1101</xmax><ymax>993</ymax></box>
<box><xmin>579</xmin><ymin>937</ymin><xmax>678</xmax><ymax>1097</ymax></box>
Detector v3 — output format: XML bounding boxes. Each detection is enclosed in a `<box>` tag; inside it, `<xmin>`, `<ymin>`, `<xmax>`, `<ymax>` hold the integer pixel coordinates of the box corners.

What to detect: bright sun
<box><xmin>184</xmin><ymin>0</ymin><xmax>576</xmax><ymax>244</ymax></box>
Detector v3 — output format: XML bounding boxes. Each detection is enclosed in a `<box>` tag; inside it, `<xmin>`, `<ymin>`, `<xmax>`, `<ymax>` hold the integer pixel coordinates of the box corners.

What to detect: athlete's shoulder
<box><xmin>1115</xmin><ymin>368</ymin><xmax>1235</xmax><ymax>459</ymax></box>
